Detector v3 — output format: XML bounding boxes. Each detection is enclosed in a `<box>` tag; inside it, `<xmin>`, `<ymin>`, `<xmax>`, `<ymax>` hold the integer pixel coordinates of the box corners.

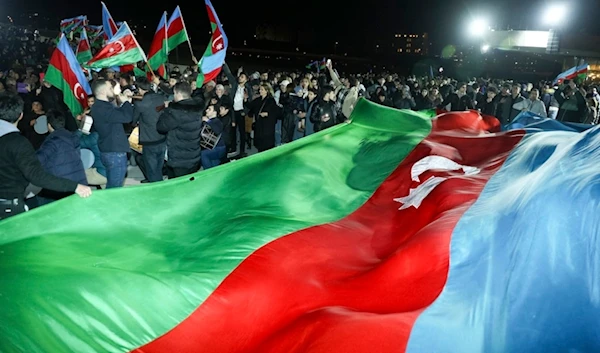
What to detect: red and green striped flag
<box><xmin>87</xmin><ymin>22</ymin><xmax>147</xmax><ymax>69</ymax></box>
<box><xmin>44</xmin><ymin>34</ymin><xmax>92</xmax><ymax>116</ymax></box>
<box><xmin>5</xmin><ymin>100</ymin><xmax>598</xmax><ymax>352</ymax></box>
<box><xmin>60</xmin><ymin>15</ymin><xmax>86</xmax><ymax>34</ymax></box>
<box><xmin>196</xmin><ymin>0</ymin><xmax>228</xmax><ymax>87</ymax></box>
<box><xmin>147</xmin><ymin>12</ymin><xmax>168</xmax><ymax>78</ymax></box>
<box><xmin>166</xmin><ymin>6</ymin><xmax>190</xmax><ymax>53</ymax></box>
<box><xmin>75</xmin><ymin>27</ymin><xmax>92</xmax><ymax>64</ymax></box>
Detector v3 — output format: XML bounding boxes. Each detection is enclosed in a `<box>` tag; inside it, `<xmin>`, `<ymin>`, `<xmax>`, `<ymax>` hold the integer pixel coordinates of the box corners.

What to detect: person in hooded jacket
<box><xmin>36</xmin><ymin>109</ymin><xmax>88</xmax><ymax>205</ymax></box>
<box><xmin>0</xmin><ymin>95</ymin><xmax>91</xmax><ymax>220</ymax></box>
<box><xmin>157</xmin><ymin>81</ymin><xmax>203</xmax><ymax>178</ymax></box>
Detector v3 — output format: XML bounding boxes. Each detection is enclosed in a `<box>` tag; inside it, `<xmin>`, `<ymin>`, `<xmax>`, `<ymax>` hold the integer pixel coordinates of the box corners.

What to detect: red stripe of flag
<box><xmin>49</xmin><ymin>48</ymin><xmax>88</xmax><ymax>108</ymax></box>
<box><xmin>132</xmin><ymin>112</ymin><xmax>524</xmax><ymax>353</ymax></box>
<box><xmin>167</xmin><ymin>17</ymin><xmax>184</xmax><ymax>37</ymax></box>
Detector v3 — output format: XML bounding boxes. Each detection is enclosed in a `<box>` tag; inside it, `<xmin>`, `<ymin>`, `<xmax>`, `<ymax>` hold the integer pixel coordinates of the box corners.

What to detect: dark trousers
<box><xmin>0</xmin><ymin>198</ymin><xmax>26</xmax><ymax>221</ymax></box>
<box><xmin>141</xmin><ymin>142</ymin><xmax>167</xmax><ymax>182</ymax></box>
<box><xmin>233</xmin><ymin>110</ymin><xmax>246</xmax><ymax>154</ymax></box>
<box><xmin>201</xmin><ymin>146</ymin><xmax>226</xmax><ymax>170</ymax></box>
<box><xmin>167</xmin><ymin>164</ymin><xmax>199</xmax><ymax>179</ymax></box>
<box><xmin>101</xmin><ymin>152</ymin><xmax>128</xmax><ymax>188</ymax></box>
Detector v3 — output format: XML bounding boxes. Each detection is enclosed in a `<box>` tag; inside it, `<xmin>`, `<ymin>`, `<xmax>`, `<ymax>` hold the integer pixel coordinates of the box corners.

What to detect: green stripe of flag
<box><xmin>44</xmin><ymin>65</ymin><xmax>84</xmax><ymax>116</ymax></box>
<box><xmin>0</xmin><ymin>99</ymin><xmax>432</xmax><ymax>352</ymax></box>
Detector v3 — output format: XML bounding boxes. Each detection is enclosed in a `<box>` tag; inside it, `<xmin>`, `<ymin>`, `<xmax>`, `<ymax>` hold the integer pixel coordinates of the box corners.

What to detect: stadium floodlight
<box><xmin>481</xmin><ymin>44</ymin><xmax>491</xmax><ymax>53</ymax></box>
<box><xmin>468</xmin><ymin>18</ymin><xmax>489</xmax><ymax>37</ymax></box>
<box><xmin>543</xmin><ymin>3</ymin><xmax>569</xmax><ymax>26</ymax></box>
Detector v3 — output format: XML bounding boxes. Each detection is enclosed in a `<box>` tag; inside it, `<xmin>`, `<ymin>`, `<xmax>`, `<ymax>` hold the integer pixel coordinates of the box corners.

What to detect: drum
<box><xmin>129</xmin><ymin>126</ymin><xmax>143</xmax><ymax>153</ymax></box>
<box><xmin>200</xmin><ymin>124</ymin><xmax>221</xmax><ymax>150</ymax></box>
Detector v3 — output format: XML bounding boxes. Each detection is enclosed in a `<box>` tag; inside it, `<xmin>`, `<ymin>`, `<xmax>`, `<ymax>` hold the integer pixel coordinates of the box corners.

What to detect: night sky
<box><xmin>5</xmin><ymin>0</ymin><xmax>599</xmax><ymax>55</ymax></box>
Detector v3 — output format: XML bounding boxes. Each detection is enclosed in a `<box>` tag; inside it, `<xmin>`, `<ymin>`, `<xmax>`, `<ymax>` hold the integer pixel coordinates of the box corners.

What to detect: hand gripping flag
<box><xmin>196</xmin><ymin>0</ymin><xmax>228</xmax><ymax>87</ymax></box>
<box><xmin>166</xmin><ymin>6</ymin><xmax>190</xmax><ymax>53</ymax></box>
<box><xmin>75</xmin><ymin>27</ymin><xmax>92</xmax><ymax>64</ymax></box>
<box><xmin>101</xmin><ymin>2</ymin><xmax>119</xmax><ymax>40</ymax></box>
<box><xmin>87</xmin><ymin>22</ymin><xmax>147</xmax><ymax>69</ymax></box>
<box><xmin>44</xmin><ymin>34</ymin><xmax>92</xmax><ymax>116</ymax></box>
<box><xmin>147</xmin><ymin>12</ymin><xmax>168</xmax><ymax>78</ymax></box>
<box><xmin>1</xmin><ymin>100</ymin><xmax>599</xmax><ymax>353</ymax></box>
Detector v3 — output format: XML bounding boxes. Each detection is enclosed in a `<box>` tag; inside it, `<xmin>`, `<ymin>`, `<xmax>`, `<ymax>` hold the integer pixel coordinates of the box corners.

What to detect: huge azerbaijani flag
<box><xmin>1</xmin><ymin>100</ymin><xmax>599</xmax><ymax>352</ymax></box>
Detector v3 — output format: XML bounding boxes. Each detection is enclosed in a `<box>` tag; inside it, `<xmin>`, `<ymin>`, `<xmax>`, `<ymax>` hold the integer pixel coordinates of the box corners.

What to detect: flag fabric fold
<box><xmin>196</xmin><ymin>0</ymin><xmax>228</xmax><ymax>86</ymax></box>
<box><xmin>87</xmin><ymin>22</ymin><xmax>147</xmax><ymax>69</ymax></box>
<box><xmin>553</xmin><ymin>63</ymin><xmax>589</xmax><ymax>84</ymax></box>
<box><xmin>44</xmin><ymin>34</ymin><xmax>92</xmax><ymax>116</ymax></box>
<box><xmin>166</xmin><ymin>6</ymin><xmax>190</xmax><ymax>53</ymax></box>
<box><xmin>101</xmin><ymin>2</ymin><xmax>120</xmax><ymax>40</ymax></box>
<box><xmin>76</xmin><ymin>27</ymin><xmax>93</xmax><ymax>64</ymax></box>
<box><xmin>147</xmin><ymin>12</ymin><xmax>169</xmax><ymax>78</ymax></box>
<box><xmin>1</xmin><ymin>100</ymin><xmax>599</xmax><ymax>353</ymax></box>
<box><xmin>60</xmin><ymin>15</ymin><xmax>87</xmax><ymax>34</ymax></box>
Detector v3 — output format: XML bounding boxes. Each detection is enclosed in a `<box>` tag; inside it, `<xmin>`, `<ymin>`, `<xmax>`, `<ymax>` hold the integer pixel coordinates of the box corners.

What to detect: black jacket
<box><xmin>133</xmin><ymin>92</ymin><xmax>167</xmax><ymax>146</ymax></box>
<box><xmin>36</xmin><ymin>128</ymin><xmax>87</xmax><ymax>185</ymax></box>
<box><xmin>219</xmin><ymin>110</ymin><xmax>233</xmax><ymax>146</ymax></box>
<box><xmin>310</xmin><ymin>100</ymin><xmax>337</xmax><ymax>132</ymax></box>
<box><xmin>480</xmin><ymin>99</ymin><xmax>498</xmax><ymax>117</ymax></box>
<box><xmin>223</xmin><ymin>63</ymin><xmax>252</xmax><ymax>113</ymax></box>
<box><xmin>0</xmin><ymin>120</ymin><xmax>77</xmax><ymax>200</ymax></box>
<box><xmin>203</xmin><ymin>117</ymin><xmax>225</xmax><ymax>148</ymax></box>
<box><xmin>440</xmin><ymin>93</ymin><xmax>475</xmax><ymax>111</ymax></box>
<box><xmin>157</xmin><ymin>99</ymin><xmax>203</xmax><ymax>168</ymax></box>
<box><xmin>90</xmin><ymin>100</ymin><xmax>133</xmax><ymax>153</ymax></box>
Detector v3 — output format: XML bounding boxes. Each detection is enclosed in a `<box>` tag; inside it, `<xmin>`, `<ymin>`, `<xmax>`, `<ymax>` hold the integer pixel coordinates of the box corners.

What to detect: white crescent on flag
<box><xmin>73</xmin><ymin>83</ymin><xmax>85</xmax><ymax>101</ymax></box>
<box><xmin>212</xmin><ymin>35</ymin><xmax>223</xmax><ymax>49</ymax></box>
<box><xmin>394</xmin><ymin>155</ymin><xmax>481</xmax><ymax>210</ymax></box>
<box><xmin>108</xmin><ymin>40</ymin><xmax>125</xmax><ymax>54</ymax></box>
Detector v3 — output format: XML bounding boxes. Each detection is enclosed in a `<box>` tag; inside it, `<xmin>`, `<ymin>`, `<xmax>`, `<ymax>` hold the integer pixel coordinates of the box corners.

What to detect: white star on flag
<box><xmin>216</xmin><ymin>43</ymin><xmax>223</xmax><ymax>50</ymax></box>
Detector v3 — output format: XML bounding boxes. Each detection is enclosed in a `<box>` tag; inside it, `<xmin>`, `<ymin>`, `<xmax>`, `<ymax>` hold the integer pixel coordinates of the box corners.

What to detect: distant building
<box><xmin>393</xmin><ymin>33</ymin><xmax>430</xmax><ymax>56</ymax></box>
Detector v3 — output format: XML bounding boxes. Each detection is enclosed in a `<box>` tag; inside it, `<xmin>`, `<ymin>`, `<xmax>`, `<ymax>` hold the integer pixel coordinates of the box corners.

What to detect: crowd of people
<box><xmin>1</xmin><ymin>24</ymin><xmax>598</xmax><ymax>220</ymax></box>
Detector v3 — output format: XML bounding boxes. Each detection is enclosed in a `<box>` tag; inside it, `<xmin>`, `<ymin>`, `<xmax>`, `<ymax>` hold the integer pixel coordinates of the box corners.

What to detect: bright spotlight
<box><xmin>481</xmin><ymin>44</ymin><xmax>490</xmax><ymax>53</ymax></box>
<box><xmin>468</xmin><ymin>18</ymin><xmax>489</xmax><ymax>37</ymax></box>
<box><xmin>543</xmin><ymin>3</ymin><xmax>568</xmax><ymax>26</ymax></box>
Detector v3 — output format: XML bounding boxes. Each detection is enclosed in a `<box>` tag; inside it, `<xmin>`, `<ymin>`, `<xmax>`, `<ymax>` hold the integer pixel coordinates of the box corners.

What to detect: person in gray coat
<box><xmin>133</xmin><ymin>80</ymin><xmax>167</xmax><ymax>182</ymax></box>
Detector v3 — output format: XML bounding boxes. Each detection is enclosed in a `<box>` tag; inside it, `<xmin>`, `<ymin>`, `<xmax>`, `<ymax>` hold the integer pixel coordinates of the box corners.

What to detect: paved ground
<box><xmin>123</xmin><ymin>143</ymin><xmax>260</xmax><ymax>186</ymax></box>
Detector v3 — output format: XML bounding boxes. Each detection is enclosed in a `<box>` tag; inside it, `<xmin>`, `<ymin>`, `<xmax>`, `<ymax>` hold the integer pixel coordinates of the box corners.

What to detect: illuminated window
<box><xmin>404</xmin><ymin>35</ymin><xmax>407</xmax><ymax>38</ymax></box>
<box><xmin>407</xmin><ymin>49</ymin><xmax>411</xmax><ymax>53</ymax></box>
<box><xmin>398</xmin><ymin>48</ymin><xmax>403</xmax><ymax>53</ymax></box>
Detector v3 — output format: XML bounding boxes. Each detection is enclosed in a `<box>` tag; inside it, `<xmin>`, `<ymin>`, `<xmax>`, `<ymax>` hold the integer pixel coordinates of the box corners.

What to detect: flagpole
<box><xmin>177</xmin><ymin>7</ymin><xmax>195</xmax><ymax>59</ymax></box>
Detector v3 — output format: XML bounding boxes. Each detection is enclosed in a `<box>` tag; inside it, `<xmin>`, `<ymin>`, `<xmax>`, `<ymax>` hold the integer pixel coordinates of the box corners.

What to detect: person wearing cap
<box><xmin>0</xmin><ymin>95</ymin><xmax>92</xmax><ymax>220</ymax></box>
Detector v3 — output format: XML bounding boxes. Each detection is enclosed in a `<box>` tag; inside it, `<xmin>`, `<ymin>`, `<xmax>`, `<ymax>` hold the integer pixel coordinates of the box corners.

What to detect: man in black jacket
<box><xmin>0</xmin><ymin>95</ymin><xmax>91</xmax><ymax>220</ymax></box>
<box><xmin>157</xmin><ymin>81</ymin><xmax>202</xmax><ymax>178</ymax></box>
<box><xmin>90</xmin><ymin>79</ymin><xmax>133</xmax><ymax>188</ymax></box>
<box><xmin>222</xmin><ymin>63</ymin><xmax>252</xmax><ymax>157</ymax></box>
<box><xmin>133</xmin><ymin>80</ymin><xmax>167</xmax><ymax>182</ymax></box>
<box><xmin>310</xmin><ymin>86</ymin><xmax>337</xmax><ymax>132</ymax></box>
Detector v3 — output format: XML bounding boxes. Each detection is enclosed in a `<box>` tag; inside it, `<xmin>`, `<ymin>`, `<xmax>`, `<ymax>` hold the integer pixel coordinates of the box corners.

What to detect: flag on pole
<box><xmin>101</xmin><ymin>2</ymin><xmax>119</xmax><ymax>40</ymax></box>
<box><xmin>166</xmin><ymin>6</ymin><xmax>190</xmax><ymax>53</ymax></box>
<box><xmin>45</xmin><ymin>34</ymin><xmax>92</xmax><ymax>116</ymax></box>
<box><xmin>87</xmin><ymin>22</ymin><xmax>147</xmax><ymax>68</ymax></box>
<box><xmin>553</xmin><ymin>63</ymin><xmax>589</xmax><ymax>85</ymax></box>
<box><xmin>147</xmin><ymin>12</ymin><xmax>169</xmax><ymax>78</ymax></box>
<box><xmin>75</xmin><ymin>27</ymin><xmax>93</xmax><ymax>64</ymax></box>
<box><xmin>60</xmin><ymin>15</ymin><xmax>87</xmax><ymax>34</ymax></box>
<box><xmin>1</xmin><ymin>99</ymin><xmax>599</xmax><ymax>353</ymax></box>
<box><xmin>196</xmin><ymin>0</ymin><xmax>228</xmax><ymax>87</ymax></box>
